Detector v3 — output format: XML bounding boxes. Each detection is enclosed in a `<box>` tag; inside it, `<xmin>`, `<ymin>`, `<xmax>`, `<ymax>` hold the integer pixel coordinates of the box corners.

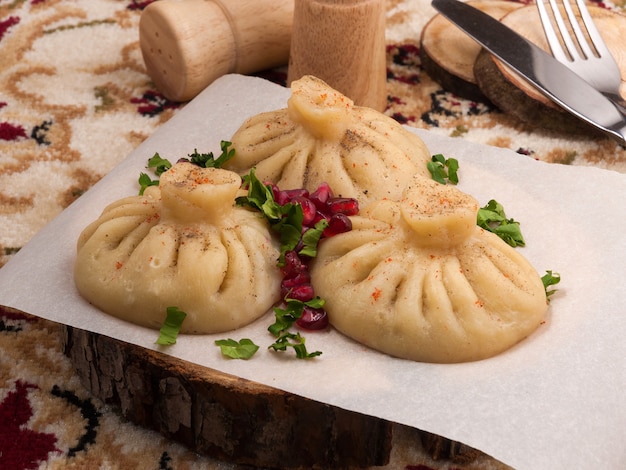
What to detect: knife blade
<box><xmin>431</xmin><ymin>0</ymin><xmax>626</xmax><ymax>146</ymax></box>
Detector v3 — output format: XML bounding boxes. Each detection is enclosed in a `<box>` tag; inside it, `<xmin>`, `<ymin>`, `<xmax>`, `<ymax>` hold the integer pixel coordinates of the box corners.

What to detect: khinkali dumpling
<box><xmin>74</xmin><ymin>163</ymin><xmax>281</xmax><ymax>334</ymax></box>
<box><xmin>309</xmin><ymin>174</ymin><xmax>548</xmax><ymax>363</ymax></box>
<box><xmin>223</xmin><ymin>75</ymin><xmax>432</xmax><ymax>206</ymax></box>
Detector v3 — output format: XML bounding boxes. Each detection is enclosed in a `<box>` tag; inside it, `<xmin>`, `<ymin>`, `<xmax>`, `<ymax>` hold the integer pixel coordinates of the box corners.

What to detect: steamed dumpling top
<box><xmin>309</xmin><ymin>174</ymin><xmax>548</xmax><ymax>363</ymax></box>
<box><xmin>223</xmin><ymin>75</ymin><xmax>432</xmax><ymax>207</ymax></box>
<box><xmin>74</xmin><ymin>163</ymin><xmax>281</xmax><ymax>334</ymax></box>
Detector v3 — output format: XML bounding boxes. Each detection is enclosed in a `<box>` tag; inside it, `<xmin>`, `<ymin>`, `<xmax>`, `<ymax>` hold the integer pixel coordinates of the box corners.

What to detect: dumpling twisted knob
<box><xmin>159</xmin><ymin>163</ymin><xmax>241</xmax><ymax>224</ymax></box>
<box><xmin>400</xmin><ymin>175</ymin><xmax>479</xmax><ymax>248</ymax></box>
<box><xmin>287</xmin><ymin>75</ymin><xmax>353</xmax><ymax>141</ymax></box>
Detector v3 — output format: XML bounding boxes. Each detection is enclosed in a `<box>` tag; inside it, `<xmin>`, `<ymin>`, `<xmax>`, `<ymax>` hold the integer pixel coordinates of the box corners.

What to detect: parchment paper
<box><xmin>1</xmin><ymin>75</ymin><xmax>624</xmax><ymax>469</ymax></box>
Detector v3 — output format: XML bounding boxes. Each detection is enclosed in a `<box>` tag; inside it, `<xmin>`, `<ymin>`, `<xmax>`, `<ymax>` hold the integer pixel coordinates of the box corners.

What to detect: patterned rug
<box><xmin>1</xmin><ymin>0</ymin><xmax>624</xmax><ymax>468</ymax></box>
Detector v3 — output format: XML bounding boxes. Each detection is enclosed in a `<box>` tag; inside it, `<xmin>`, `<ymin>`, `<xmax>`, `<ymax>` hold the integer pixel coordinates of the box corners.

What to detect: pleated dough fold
<box><xmin>224</xmin><ymin>75</ymin><xmax>432</xmax><ymax>206</ymax></box>
<box><xmin>310</xmin><ymin>175</ymin><xmax>548</xmax><ymax>363</ymax></box>
<box><xmin>74</xmin><ymin>163</ymin><xmax>281</xmax><ymax>334</ymax></box>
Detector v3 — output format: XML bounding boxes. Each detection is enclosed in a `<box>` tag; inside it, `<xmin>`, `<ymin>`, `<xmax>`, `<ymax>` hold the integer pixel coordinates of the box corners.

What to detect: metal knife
<box><xmin>431</xmin><ymin>0</ymin><xmax>626</xmax><ymax>146</ymax></box>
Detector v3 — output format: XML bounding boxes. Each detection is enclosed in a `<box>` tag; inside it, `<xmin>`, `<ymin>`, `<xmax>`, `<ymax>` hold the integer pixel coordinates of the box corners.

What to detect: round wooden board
<box><xmin>420</xmin><ymin>0</ymin><xmax>523</xmax><ymax>102</ymax></box>
<box><xmin>475</xmin><ymin>4</ymin><xmax>626</xmax><ymax>135</ymax></box>
<box><xmin>473</xmin><ymin>48</ymin><xmax>602</xmax><ymax>136</ymax></box>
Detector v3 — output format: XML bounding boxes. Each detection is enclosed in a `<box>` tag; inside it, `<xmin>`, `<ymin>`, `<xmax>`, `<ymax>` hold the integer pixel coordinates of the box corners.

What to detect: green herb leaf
<box><xmin>268</xmin><ymin>332</ymin><xmax>322</xmax><ymax>359</ymax></box>
<box><xmin>446</xmin><ymin>157</ymin><xmax>459</xmax><ymax>184</ymax></box>
<box><xmin>237</xmin><ymin>169</ymin><xmax>283</xmax><ymax>220</ymax></box>
<box><xmin>215</xmin><ymin>338</ymin><xmax>260</xmax><ymax>359</ymax></box>
<box><xmin>187</xmin><ymin>149</ymin><xmax>210</xmax><ymax>167</ymax></box>
<box><xmin>427</xmin><ymin>154</ymin><xmax>459</xmax><ymax>185</ymax></box>
<box><xmin>477</xmin><ymin>199</ymin><xmax>525</xmax><ymax>247</ymax></box>
<box><xmin>138</xmin><ymin>153</ymin><xmax>172</xmax><ymax>194</ymax></box>
<box><xmin>236</xmin><ymin>169</ymin><xmax>306</xmax><ymax>265</ymax></box>
<box><xmin>273</xmin><ymin>203</ymin><xmax>304</xmax><ymax>255</ymax></box>
<box><xmin>236</xmin><ymin>169</ymin><xmax>330</xmax><ymax>359</ymax></box>
<box><xmin>268</xmin><ymin>300</ymin><xmax>304</xmax><ymax>337</ymax></box>
<box><xmin>155</xmin><ymin>306</ymin><xmax>187</xmax><ymax>345</ymax></box>
<box><xmin>268</xmin><ymin>297</ymin><xmax>325</xmax><ymax>337</ymax></box>
<box><xmin>299</xmin><ymin>219</ymin><xmax>329</xmax><ymax>258</ymax></box>
<box><xmin>188</xmin><ymin>140</ymin><xmax>236</xmax><ymax>168</ymax></box>
<box><xmin>147</xmin><ymin>152</ymin><xmax>173</xmax><ymax>176</ymax></box>
<box><xmin>138</xmin><ymin>172</ymin><xmax>160</xmax><ymax>195</ymax></box>
<box><xmin>542</xmin><ymin>270</ymin><xmax>561</xmax><ymax>302</ymax></box>
<box><xmin>214</xmin><ymin>140</ymin><xmax>236</xmax><ymax>167</ymax></box>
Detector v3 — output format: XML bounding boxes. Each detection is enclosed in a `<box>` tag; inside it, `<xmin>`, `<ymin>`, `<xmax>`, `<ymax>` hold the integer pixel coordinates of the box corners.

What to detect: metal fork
<box><xmin>536</xmin><ymin>0</ymin><xmax>625</xmax><ymax>112</ymax></box>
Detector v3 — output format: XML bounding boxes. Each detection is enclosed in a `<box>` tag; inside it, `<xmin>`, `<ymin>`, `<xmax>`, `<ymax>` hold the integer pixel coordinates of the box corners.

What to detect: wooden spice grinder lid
<box><xmin>139</xmin><ymin>0</ymin><xmax>293</xmax><ymax>102</ymax></box>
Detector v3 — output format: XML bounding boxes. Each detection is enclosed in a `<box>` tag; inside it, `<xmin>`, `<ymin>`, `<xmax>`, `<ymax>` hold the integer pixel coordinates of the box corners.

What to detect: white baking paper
<box><xmin>1</xmin><ymin>75</ymin><xmax>624</xmax><ymax>470</ymax></box>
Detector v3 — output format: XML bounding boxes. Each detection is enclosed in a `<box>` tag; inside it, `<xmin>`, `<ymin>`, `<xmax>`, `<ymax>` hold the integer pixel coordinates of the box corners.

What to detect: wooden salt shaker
<box><xmin>139</xmin><ymin>0</ymin><xmax>293</xmax><ymax>102</ymax></box>
<box><xmin>287</xmin><ymin>0</ymin><xmax>387</xmax><ymax>111</ymax></box>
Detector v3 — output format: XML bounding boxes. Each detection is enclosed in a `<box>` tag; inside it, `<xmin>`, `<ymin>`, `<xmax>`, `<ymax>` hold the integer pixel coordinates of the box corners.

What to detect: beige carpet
<box><xmin>1</xmin><ymin>0</ymin><xmax>624</xmax><ymax>468</ymax></box>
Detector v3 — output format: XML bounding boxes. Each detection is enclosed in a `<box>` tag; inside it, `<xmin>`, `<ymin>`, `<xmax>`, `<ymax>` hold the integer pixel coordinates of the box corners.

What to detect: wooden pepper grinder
<box><xmin>139</xmin><ymin>0</ymin><xmax>294</xmax><ymax>102</ymax></box>
<box><xmin>287</xmin><ymin>0</ymin><xmax>387</xmax><ymax>111</ymax></box>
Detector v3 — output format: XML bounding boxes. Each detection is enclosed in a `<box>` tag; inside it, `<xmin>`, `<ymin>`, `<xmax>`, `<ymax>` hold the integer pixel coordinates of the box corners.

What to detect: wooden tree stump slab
<box><xmin>420</xmin><ymin>0</ymin><xmax>523</xmax><ymax>103</ymax></box>
<box><xmin>474</xmin><ymin>4</ymin><xmax>626</xmax><ymax>135</ymax></box>
<box><xmin>60</xmin><ymin>321</ymin><xmax>394</xmax><ymax>469</ymax></box>
<box><xmin>473</xmin><ymin>48</ymin><xmax>600</xmax><ymax>136</ymax></box>
<box><xmin>2</xmin><ymin>303</ymin><xmax>512</xmax><ymax>468</ymax></box>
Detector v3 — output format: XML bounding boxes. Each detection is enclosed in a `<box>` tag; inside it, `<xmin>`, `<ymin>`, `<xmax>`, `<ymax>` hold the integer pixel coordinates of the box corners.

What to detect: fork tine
<box><xmin>538</xmin><ymin>0</ymin><xmax>615</xmax><ymax>62</ymax></box>
<box><xmin>536</xmin><ymin>0</ymin><xmax>624</xmax><ymax>101</ymax></box>
<box><xmin>561</xmin><ymin>0</ymin><xmax>596</xmax><ymax>59</ymax></box>
<box><xmin>574</xmin><ymin>0</ymin><xmax>613</xmax><ymax>57</ymax></box>
<box><xmin>536</xmin><ymin>0</ymin><xmax>569</xmax><ymax>62</ymax></box>
<box><xmin>546</xmin><ymin>0</ymin><xmax>580</xmax><ymax>61</ymax></box>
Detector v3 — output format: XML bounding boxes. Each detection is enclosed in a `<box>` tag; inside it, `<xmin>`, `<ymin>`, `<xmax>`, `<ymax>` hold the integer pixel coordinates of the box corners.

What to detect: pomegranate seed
<box><xmin>310</xmin><ymin>182</ymin><xmax>333</xmax><ymax>210</ymax></box>
<box><xmin>297</xmin><ymin>306</ymin><xmax>328</xmax><ymax>330</ymax></box>
<box><xmin>273</xmin><ymin>188</ymin><xmax>290</xmax><ymax>206</ymax></box>
<box><xmin>283</xmin><ymin>188</ymin><xmax>309</xmax><ymax>200</ymax></box>
<box><xmin>312</xmin><ymin>210</ymin><xmax>329</xmax><ymax>225</ymax></box>
<box><xmin>292</xmin><ymin>196</ymin><xmax>317</xmax><ymax>226</ymax></box>
<box><xmin>323</xmin><ymin>213</ymin><xmax>352</xmax><ymax>237</ymax></box>
<box><xmin>294</xmin><ymin>238</ymin><xmax>306</xmax><ymax>255</ymax></box>
<box><xmin>327</xmin><ymin>197</ymin><xmax>359</xmax><ymax>216</ymax></box>
<box><xmin>281</xmin><ymin>250</ymin><xmax>307</xmax><ymax>277</ymax></box>
<box><xmin>285</xmin><ymin>284</ymin><xmax>315</xmax><ymax>302</ymax></box>
<box><xmin>282</xmin><ymin>271</ymin><xmax>311</xmax><ymax>289</ymax></box>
